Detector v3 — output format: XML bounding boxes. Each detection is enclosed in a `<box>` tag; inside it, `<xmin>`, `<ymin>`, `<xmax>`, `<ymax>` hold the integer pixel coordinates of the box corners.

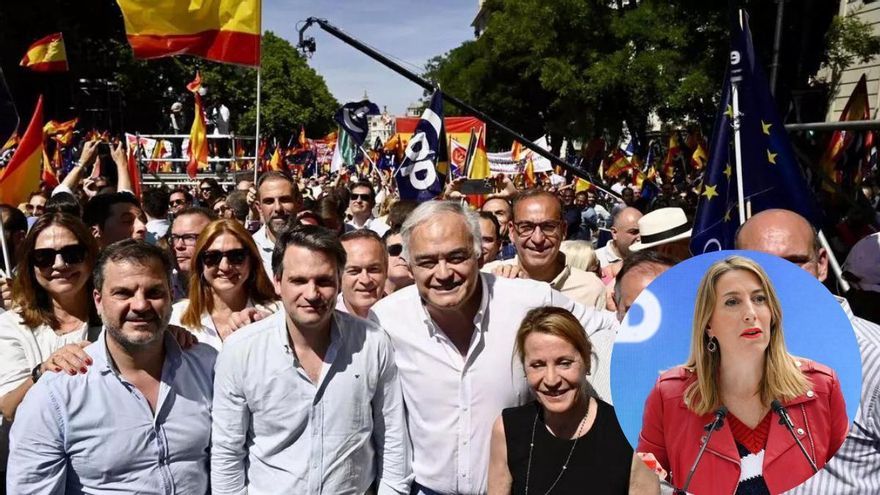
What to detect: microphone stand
<box><xmin>675</xmin><ymin>406</ymin><xmax>728</xmax><ymax>495</ymax></box>
<box><xmin>771</xmin><ymin>400</ymin><xmax>819</xmax><ymax>473</ymax></box>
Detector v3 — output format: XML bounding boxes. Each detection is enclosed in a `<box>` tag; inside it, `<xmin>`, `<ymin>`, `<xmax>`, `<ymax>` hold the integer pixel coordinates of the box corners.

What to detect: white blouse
<box><xmin>170</xmin><ymin>299</ymin><xmax>281</xmax><ymax>351</ymax></box>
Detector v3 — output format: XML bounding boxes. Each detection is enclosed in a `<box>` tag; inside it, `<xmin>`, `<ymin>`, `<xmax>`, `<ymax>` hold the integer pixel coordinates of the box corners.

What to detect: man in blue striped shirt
<box><xmin>6</xmin><ymin>240</ymin><xmax>216</xmax><ymax>494</ymax></box>
<box><xmin>737</xmin><ymin>209</ymin><xmax>880</xmax><ymax>494</ymax></box>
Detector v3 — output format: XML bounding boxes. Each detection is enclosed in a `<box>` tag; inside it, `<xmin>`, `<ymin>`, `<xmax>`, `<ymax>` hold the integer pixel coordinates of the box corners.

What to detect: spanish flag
<box><xmin>524</xmin><ymin>157</ymin><xmax>536</xmax><ymax>188</ymax></box>
<box><xmin>116</xmin><ymin>0</ymin><xmax>261</xmax><ymax>67</ymax></box>
<box><xmin>20</xmin><ymin>33</ymin><xmax>68</xmax><ymax>72</ymax></box>
<box><xmin>43</xmin><ymin>117</ymin><xmax>78</xmax><ymax>146</ymax></box>
<box><xmin>465</xmin><ymin>127</ymin><xmax>491</xmax><ymax>208</ymax></box>
<box><xmin>0</xmin><ymin>97</ymin><xmax>43</xmax><ymax>206</ymax></box>
<box><xmin>186</xmin><ymin>72</ymin><xmax>209</xmax><ymax>178</ymax></box>
<box><xmin>269</xmin><ymin>145</ymin><xmax>282</xmax><ymax>171</ymax></box>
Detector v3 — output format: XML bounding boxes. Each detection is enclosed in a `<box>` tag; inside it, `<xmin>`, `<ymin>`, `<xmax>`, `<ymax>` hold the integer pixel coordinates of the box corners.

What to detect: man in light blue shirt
<box><xmin>6</xmin><ymin>240</ymin><xmax>216</xmax><ymax>494</ymax></box>
<box><xmin>211</xmin><ymin>224</ymin><xmax>411</xmax><ymax>494</ymax></box>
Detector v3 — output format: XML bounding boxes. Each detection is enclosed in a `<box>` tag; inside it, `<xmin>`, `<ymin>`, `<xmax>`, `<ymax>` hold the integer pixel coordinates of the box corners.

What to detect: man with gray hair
<box><xmin>212</xmin><ymin>225</ymin><xmax>411</xmax><ymax>494</ymax></box>
<box><xmin>7</xmin><ymin>240</ymin><xmax>216</xmax><ymax>494</ymax></box>
<box><xmin>370</xmin><ymin>200</ymin><xmax>619</xmax><ymax>494</ymax></box>
<box><xmin>736</xmin><ymin>208</ymin><xmax>880</xmax><ymax>494</ymax></box>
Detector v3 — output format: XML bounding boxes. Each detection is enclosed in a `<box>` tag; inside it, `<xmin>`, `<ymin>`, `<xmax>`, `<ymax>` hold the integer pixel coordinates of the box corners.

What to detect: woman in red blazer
<box><xmin>637</xmin><ymin>256</ymin><xmax>848</xmax><ymax>494</ymax></box>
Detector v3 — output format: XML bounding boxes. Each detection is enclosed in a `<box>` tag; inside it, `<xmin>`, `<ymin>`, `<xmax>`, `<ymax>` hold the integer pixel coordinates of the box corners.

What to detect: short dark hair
<box><xmin>1</xmin><ymin>204</ymin><xmax>29</xmax><ymax>233</ymax></box>
<box><xmin>83</xmin><ymin>192</ymin><xmax>141</xmax><ymax>228</ymax></box>
<box><xmin>613</xmin><ymin>250</ymin><xmax>677</xmax><ymax>306</ymax></box>
<box><xmin>257</xmin><ymin>170</ymin><xmax>293</xmax><ymax>190</ymax></box>
<box><xmin>511</xmin><ymin>189</ymin><xmax>563</xmax><ymax>221</ymax></box>
<box><xmin>349</xmin><ymin>180</ymin><xmax>376</xmax><ymax>202</ymax></box>
<box><xmin>93</xmin><ymin>239</ymin><xmax>172</xmax><ymax>292</ymax></box>
<box><xmin>225</xmin><ymin>190</ymin><xmax>250</xmax><ymax>221</ymax></box>
<box><xmin>386</xmin><ymin>200</ymin><xmax>418</xmax><ymax>231</ymax></box>
<box><xmin>478</xmin><ymin>211</ymin><xmax>501</xmax><ymax>238</ymax></box>
<box><xmin>142</xmin><ymin>187</ymin><xmax>170</xmax><ymax>219</ymax></box>
<box><xmin>169</xmin><ymin>187</ymin><xmax>193</xmax><ymax>203</ymax></box>
<box><xmin>272</xmin><ymin>224</ymin><xmax>347</xmax><ymax>279</ymax></box>
<box><xmin>174</xmin><ymin>206</ymin><xmax>218</xmax><ymax>223</ymax></box>
<box><xmin>45</xmin><ymin>192</ymin><xmax>82</xmax><ymax>217</ymax></box>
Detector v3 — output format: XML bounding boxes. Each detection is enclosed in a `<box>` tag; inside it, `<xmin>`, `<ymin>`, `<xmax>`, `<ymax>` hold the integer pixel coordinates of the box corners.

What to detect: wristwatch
<box><xmin>31</xmin><ymin>363</ymin><xmax>44</xmax><ymax>383</ymax></box>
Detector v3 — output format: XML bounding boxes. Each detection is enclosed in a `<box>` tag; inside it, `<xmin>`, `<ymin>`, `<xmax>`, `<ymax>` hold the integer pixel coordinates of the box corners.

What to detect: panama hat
<box><xmin>629</xmin><ymin>207</ymin><xmax>692</xmax><ymax>252</ymax></box>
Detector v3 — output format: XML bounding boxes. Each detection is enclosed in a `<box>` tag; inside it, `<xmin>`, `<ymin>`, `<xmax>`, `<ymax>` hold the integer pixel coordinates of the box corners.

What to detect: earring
<box><xmin>706</xmin><ymin>336</ymin><xmax>718</xmax><ymax>353</ymax></box>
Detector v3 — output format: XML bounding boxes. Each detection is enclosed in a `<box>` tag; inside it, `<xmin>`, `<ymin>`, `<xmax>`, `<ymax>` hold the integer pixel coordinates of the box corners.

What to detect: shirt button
<box><xmin>806</xmin><ymin>390</ymin><xmax>815</xmax><ymax>398</ymax></box>
<box><xmin>797</xmin><ymin>428</ymin><xmax>805</xmax><ymax>435</ymax></box>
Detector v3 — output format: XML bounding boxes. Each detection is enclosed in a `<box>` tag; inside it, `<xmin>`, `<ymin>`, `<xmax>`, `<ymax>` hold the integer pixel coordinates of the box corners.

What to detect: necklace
<box><xmin>524</xmin><ymin>398</ymin><xmax>591</xmax><ymax>495</ymax></box>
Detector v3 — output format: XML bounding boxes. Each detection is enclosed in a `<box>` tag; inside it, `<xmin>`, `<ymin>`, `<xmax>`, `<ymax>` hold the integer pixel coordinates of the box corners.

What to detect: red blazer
<box><xmin>637</xmin><ymin>360</ymin><xmax>848</xmax><ymax>494</ymax></box>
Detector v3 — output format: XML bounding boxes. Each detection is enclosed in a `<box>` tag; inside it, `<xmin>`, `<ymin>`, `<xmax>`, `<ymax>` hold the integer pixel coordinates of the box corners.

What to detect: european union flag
<box><xmin>690</xmin><ymin>11</ymin><xmax>821</xmax><ymax>254</ymax></box>
<box><xmin>333</xmin><ymin>100</ymin><xmax>380</xmax><ymax>147</ymax></box>
<box><xmin>395</xmin><ymin>90</ymin><xmax>446</xmax><ymax>202</ymax></box>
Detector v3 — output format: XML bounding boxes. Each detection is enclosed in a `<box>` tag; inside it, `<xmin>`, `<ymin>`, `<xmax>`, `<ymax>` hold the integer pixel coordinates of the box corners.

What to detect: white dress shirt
<box><xmin>251</xmin><ymin>225</ymin><xmax>275</xmax><ymax>279</ymax></box>
<box><xmin>211</xmin><ymin>310</ymin><xmax>412</xmax><ymax>494</ymax></box>
<box><xmin>370</xmin><ymin>273</ymin><xmax>619</xmax><ymax>494</ymax></box>
<box><xmin>345</xmin><ymin>216</ymin><xmax>390</xmax><ymax>238</ymax></box>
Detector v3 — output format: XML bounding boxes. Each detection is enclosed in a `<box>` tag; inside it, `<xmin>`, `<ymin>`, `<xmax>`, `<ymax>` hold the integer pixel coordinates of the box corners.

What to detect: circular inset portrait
<box><xmin>611</xmin><ymin>250</ymin><xmax>861</xmax><ymax>494</ymax></box>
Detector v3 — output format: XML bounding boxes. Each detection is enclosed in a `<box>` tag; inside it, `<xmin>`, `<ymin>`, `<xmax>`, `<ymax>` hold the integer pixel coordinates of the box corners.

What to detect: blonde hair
<box><xmin>515</xmin><ymin>307</ymin><xmax>592</xmax><ymax>375</ymax></box>
<box><xmin>560</xmin><ymin>240</ymin><xmax>600</xmax><ymax>274</ymax></box>
<box><xmin>181</xmin><ymin>219</ymin><xmax>277</xmax><ymax>330</ymax></box>
<box><xmin>683</xmin><ymin>255</ymin><xmax>808</xmax><ymax>415</ymax></box>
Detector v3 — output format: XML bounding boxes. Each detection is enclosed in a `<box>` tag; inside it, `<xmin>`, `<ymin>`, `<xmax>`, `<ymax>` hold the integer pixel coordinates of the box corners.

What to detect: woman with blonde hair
<box><xmin>559</xmin><ymin>240</ymin><xmax>601</xmax><ymax>277</ymax></box>
<box><xmin>170</xmin><ymin>219</ymin><xmax>278</xmax><ymax>350</ymax></box>
<box><xmin>488</xmin><ymin>306</ymin><xmax>657</xmax><ymax>494</ymax></box>
<box><xmin>638</xmin><ymin>255</ymin><xmax>848</xmax><ymax>494</ymax></box>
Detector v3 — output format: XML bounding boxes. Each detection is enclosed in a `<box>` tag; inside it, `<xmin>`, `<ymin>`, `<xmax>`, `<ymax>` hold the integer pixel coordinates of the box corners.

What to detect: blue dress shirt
<box><xmin>6</xmin><ymin>331</ymin><xmax>216</xmax><ymax>495</ymax></box>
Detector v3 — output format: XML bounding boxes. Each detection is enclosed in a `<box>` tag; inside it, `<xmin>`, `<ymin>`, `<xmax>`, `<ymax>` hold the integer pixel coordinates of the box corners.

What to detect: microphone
<box><xmin>676</xmin><ymin>406</ymin><xmax>728</xmax><ymax>495</ymax></box>
<box><xmin>771</xmin><ymin>400</ymin><xmax>819</xmax><ymax>473</ymax></box>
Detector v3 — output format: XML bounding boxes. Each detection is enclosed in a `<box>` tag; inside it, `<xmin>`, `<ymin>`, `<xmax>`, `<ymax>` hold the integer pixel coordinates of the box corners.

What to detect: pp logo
<box><xmin>618</xmin><ymin>288</ymin><xmax>661</xmax><ymax>343</ymax></box>
<box><xmin>400</xmin><ymin>132</ymin><xmax>437</xmax><ymax>190</ymax></box>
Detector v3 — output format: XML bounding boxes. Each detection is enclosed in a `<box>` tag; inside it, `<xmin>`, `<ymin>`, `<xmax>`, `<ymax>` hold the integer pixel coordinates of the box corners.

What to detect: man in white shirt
<box><xmin>484</xmin><ymin>190</ymin><xmax>608</xmax><ymax>310</ymax></box>
<box><xmin>251</xmin><ymin>171</ymin><xmax>303</xmax><ymax>276</ymax></box>
<box><xmin>141</xmin><ymin>187</ymin><xmax>170</xmax><ymax>245</ymax></box>
<box><xmin>595</xmin><ymin>206</ymin><xmax>642</xmax><ymax>269</ymax></box>
<box><xmin>212</xmin><ymin>224</ymin><xmax>411</xmax><ymax>494</ymax></box>
<box><xmin>338</xmin><ymin>229</ymin><xmax>387</xmax><ymax>318</ymax></box>
<box><xmin>370</xmin><ymin>201</ymin><xmax>618</xmax><ymax>494</ymax></box>
<box><xmin>345</xmin><ymin>181</ymin><xmax>389</xmax><ymax>237</ymax></box>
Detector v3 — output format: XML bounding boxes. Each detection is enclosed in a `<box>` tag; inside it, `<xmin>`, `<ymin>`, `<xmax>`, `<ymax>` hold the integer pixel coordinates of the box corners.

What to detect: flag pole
<box><xmin>0</xmin><ymin>217</ymin><xmax>11</xmax><ymax>279</ymax></box>
<box><xmin>253</xmin><ymin>68</ymin><xmax>262</xmax><ymax>183</ymax></box>
<box><xmin>731</xmin><ymin>81</ymin><xmax>747</xmax><ymax>226</ymax></box>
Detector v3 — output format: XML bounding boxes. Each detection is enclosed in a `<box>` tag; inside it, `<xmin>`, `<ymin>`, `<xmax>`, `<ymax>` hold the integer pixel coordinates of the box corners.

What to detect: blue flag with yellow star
<box><xmin>690</xmin><ymin>11</ymin><xmax>821</xmax><ymax>254</ymax></box>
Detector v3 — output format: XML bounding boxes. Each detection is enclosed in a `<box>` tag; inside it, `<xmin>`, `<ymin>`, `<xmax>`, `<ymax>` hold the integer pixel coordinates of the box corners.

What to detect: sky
<box><xmin>263</xmin><ymin>0</ymin><xmax>479</xmax><ymax>116</ymax></box>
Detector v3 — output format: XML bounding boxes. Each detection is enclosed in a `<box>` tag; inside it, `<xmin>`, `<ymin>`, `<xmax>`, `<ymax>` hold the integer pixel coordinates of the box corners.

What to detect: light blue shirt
<box><xmin>6</xmin><ymin>331</ymin><xmax>217</xmax><ymax>495</ymax></box>
<box><xmin>211</xmin><ymin>309</ymin><xmax>412</xmax><ymax>495</ymax></box>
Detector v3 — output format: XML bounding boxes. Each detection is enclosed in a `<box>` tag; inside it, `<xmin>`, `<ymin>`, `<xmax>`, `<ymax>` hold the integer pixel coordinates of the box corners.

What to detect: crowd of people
<box><xmin>0</xmin><ymin>130</ymin><xmax>879</xmax><ymax>495</ymax></box>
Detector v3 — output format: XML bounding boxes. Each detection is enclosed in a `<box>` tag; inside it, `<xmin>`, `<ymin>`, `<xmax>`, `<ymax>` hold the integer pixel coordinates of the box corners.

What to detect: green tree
<box><xmin>821</xmin><ymin>15</ymin><xmax>880</xmax><ymax>113</ymax></box>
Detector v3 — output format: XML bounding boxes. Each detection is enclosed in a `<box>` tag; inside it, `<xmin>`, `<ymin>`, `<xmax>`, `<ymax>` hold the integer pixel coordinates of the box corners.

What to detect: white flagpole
<box><xmin>253</xmin><ymin>68</ymin><xmax>262</xmax><ymax>183</ymax></box>
<box><xmin>731</xmin><ymin>80</ymin><xmax>747</xmax><ymax>225</ymax></box>
<box><xmin>0</xmin><ymin>218</ymin><xmax>11</xmax><ymax>279</ymax></box>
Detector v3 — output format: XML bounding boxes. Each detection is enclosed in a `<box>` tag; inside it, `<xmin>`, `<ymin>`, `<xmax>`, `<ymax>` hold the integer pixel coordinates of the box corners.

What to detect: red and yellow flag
<box><xmin>575</xmin><ymin>177</ymin><xmax>593</xmax><ymax>193</ymax></box>
<box><xmin>20</xmin><ymin>33</ymin><xmax>68</xmax><ymax>72</ymax></box>
<box><xmin>43</xmin><ymin>118</ymin><xmax>78</xmax><ymax>147</ymax></box>
<box><xmin>116</xmin><ymin>0</ymin><xmax>261</xmax><ymax>67</ymax></box>
<box><xmin>186</xmin><ymin>72</ymin><xmax>209</xmax><ymax>178</ymax></box>
<box><xmin>466</xmin><ymin>128</ymin><xmax>491</xmax><ymax>208</ymax></box>
<box><xmin>524</xmin><ymin>157</ymin><xmax>536</xmax><ymax>188</ymax></box>
<box><xmin>511</xmin><ymin>140</ymin><xmax>523</xmax><ymax>162</ymax></box>
<box><xmin>604</xmin><ymin>149</ymin><xmax>632</xmax><ymax>178</ymax></box>
<box><xmin>0</xmin><ymin>97</ymin><xmax>44</xmax><ymax>206</ymax></box>
<box><xmin>1</xmin><ymin>132</ymin><xmax>18</xmax><ymax>152</ymax></box>
<box><xmin>41</xmin><ymin>147</ymin><xmax>59</xmax><ymax>190</ymax></box>
<box><xmin>662</xmin><ymin>133</ymin><xmax>682</xmax><ymax>179</ymax></box>
<box><xmin>269</xmin><ymin>145</ymin><xmax>282</xmax><ymax>171</ymax></box>
<box><xmin>298</xmin><ymin>125</ymin><xmax>307</xmax><ymax>148</ymax></box>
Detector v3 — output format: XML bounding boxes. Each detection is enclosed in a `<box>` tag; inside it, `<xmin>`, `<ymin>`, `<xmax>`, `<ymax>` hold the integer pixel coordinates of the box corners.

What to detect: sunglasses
<box><xmin>387</xmin><ymin>244</ymin><xmax>403</xmax><ymax>257</ymax></box>
<box><xmin>350</xmin><ymin>193</ymin><xmax>372</xmax><ymax>202</ymax></box>
<box><xmin>201</xmin><ymin>248</ymin><xmax>248</xmax><ymax>267</ymax></box>
<box><xmin>170</xmin><ymin>199</ymin><xmax>186</xmax><ymax>206</ymax></box>
<box><xmin>33</xmin><ymin>245</ymin><xmax>88</xmax><ymax>269</ymax></box>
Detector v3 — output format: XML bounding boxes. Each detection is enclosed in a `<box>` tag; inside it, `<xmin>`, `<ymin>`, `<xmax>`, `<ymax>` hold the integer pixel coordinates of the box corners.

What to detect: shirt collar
<box><xmin>421</xmin><ymin>272</ymin><xmax>490</xmax><ymax>338</ymax></box>
<box><xmin>549</xmin><ymin>264</ymin><xmax>571</xmax><ymax>289</ymax></box>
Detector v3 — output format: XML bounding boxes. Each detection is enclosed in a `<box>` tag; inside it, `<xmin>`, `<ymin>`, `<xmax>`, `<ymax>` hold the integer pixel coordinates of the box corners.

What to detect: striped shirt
<box><xmin>786</xmin><ymin>298</ymin><xmax>880</xmax><ymax>494</ymax></box>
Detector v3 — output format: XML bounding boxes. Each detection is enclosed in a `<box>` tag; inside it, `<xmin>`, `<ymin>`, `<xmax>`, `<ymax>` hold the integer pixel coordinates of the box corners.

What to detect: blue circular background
<box><xmin>611</xmin><ymin>250</ymin><xmax>862</xmax><ymax>448</ymax></box>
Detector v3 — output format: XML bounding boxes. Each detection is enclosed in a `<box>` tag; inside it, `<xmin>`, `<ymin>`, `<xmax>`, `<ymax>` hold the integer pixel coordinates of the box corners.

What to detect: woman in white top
<box><xmin>0</xmin><ymin>213</ymin><xmax>101</xmax><ymax>472</ymax></box>
<box><xmin>171</xmin><ymin>219</ymin><xmax>278</xmax><ymax>350</ymax></box>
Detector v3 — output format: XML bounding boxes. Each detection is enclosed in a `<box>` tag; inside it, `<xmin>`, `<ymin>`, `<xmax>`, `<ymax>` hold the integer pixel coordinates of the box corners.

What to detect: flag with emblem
<box><xmin>334</xmin><ymin>100</ymin><xmax>380</xmax><ymax>147</ymax></box>
<box><xmin>690</xmin><ymin>10</ymin><xmax>820</xmax><ymax>254</ymax></box>
<box><xmin>395</xmin><ymin>90</ymin><xmax>447</xmax><ymax>202</ymax></box>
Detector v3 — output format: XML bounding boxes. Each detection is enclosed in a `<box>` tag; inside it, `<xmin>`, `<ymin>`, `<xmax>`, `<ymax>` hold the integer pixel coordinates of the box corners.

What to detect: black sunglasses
<box><xmin>201</xmin><ymin>248</ymin><xmax>248</xmax><ymax>267</ymax></box>
<box><xmin>387</xmin><ymin>244</ymin><xmax>403</xmax><ymax>257</ymax></box>
<box><xmin>33</xmin><ymin>245</ymin><xmax>88</xmax><ymax>269</ymax></box>
<box><xmin>350</xmin><ymin>193</ymin><xmax>373</xmax><ymax>202</ymax></box>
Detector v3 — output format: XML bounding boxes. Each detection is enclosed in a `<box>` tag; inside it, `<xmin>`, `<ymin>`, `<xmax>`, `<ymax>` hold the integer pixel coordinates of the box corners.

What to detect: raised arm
<box><xmin>110</xmin><ymin>141</ymin><xmax>132</xmax><ymax>193</ymax></box>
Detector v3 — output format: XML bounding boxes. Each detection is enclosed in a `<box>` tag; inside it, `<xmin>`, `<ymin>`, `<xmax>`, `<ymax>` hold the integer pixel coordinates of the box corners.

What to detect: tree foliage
<box><xmin>0</xmin><ymin>2</ymin><xmax>337</xmax><ymax>140</ymax></box>
<box><xmin>822</xmin><ymin>15</ymin><xmax>880</xmax><ymax>111</ymax></box>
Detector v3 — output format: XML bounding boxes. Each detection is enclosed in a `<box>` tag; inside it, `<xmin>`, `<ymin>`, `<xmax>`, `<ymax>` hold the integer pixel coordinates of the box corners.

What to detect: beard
<box><xmin>103</xmin><ymin>309</ymin><xmax>172</xmax><ymax>353</ymax></box>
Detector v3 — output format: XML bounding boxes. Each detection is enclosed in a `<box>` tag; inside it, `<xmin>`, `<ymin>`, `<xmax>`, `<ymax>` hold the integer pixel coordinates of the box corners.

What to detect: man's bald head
<box><xmin>611</xmin><ymin>207</ymin><xmax>643</xmax><ymax>257</ymax></box>
<box><xmin>735</xmin><ymin>208</ymin><xmax>828</xmax><ymax>282</ymax></box>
